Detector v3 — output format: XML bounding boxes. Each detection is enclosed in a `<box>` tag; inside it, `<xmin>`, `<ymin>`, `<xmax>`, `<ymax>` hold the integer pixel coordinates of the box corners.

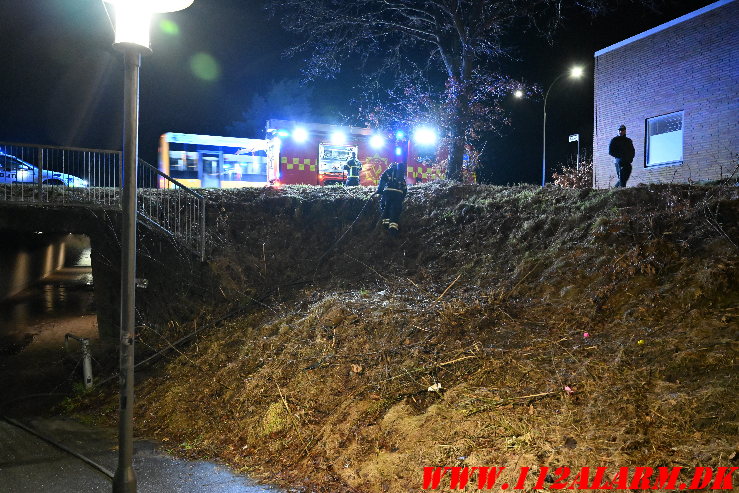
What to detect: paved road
<box><xmin>0</xmin><ymin>417</ymin><xmax>280</xmax><ymax>493</ymax></box>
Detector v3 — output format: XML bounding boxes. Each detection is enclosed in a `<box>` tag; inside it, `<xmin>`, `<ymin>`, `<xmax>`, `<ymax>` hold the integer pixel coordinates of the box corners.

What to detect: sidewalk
<box><xmin>0</xmin><ymin>416</ymin><xmax>280</xmax><ymax>493</ymax></box>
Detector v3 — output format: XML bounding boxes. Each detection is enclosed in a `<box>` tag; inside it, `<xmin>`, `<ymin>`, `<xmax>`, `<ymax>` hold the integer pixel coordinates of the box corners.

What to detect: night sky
<box><xmin>0</xmin><ymin>0</ymin><xmax>717</xmax><ymax>184</ymax></box>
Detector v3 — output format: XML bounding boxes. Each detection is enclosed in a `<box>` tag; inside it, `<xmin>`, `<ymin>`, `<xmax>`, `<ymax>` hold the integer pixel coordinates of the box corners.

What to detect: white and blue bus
<box><xmin>158</xmin><ymin>133</ymin><xmax>278</xmax><ymax>188</ymax></box>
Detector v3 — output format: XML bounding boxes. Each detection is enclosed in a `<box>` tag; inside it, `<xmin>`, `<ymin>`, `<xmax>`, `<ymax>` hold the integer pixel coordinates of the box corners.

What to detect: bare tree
<box><xmin>267</xmin><ymin>0</ymin><xmax>658</xmax><ymax>181</ymax></box>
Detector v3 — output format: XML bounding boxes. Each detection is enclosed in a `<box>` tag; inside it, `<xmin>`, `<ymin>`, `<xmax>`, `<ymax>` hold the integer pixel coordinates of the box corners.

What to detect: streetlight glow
<box><xmin>514</xmin><ymin>89</ymin><xmax>524</xmax><ymax>98</ymax></box>
<box><xmin>104</xmin><ymin>0</ymin><xmax>195</xmax><ymax>12</ymax></box>
<box><xmin>105</xmin><ymin>0</ymin><xmax>194</xmax><ymax>48</ymax></box>
<box><xmin>541</xmin><ymin>64</ymin><xmax>584</xmax><ymax>187</ymax></box>
<box><xmin>111</xmin><ymin>7</ymin><xmax>153</xmax><ymax>46</ymax></box>
<box><xmin>330</xmin><ymin>131</ymin><xmax>346</xmax><ymax>145</ymax></box>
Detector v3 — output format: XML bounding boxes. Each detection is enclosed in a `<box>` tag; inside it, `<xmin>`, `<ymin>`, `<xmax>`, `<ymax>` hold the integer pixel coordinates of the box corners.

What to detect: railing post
<box><xmin>64</xmin><ymin>333</ymin><xmax>93</xmax><ymax>389</ymax></box>
<box><xmin>37</xmin><ymin>147</ymin><xmax>43</xmax><ymax>201</ymax></box>
<box><xmin>200</xmin><ymin>196</ymin><xmax>206</xmax><ymax>262</ymax></box>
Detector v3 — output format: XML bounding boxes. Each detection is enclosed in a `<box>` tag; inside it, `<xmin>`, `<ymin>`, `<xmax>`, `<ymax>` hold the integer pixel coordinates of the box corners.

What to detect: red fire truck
<box><xmin>158</xmin><ymin>120</ymin><xmax>444</xmax><ymax>188</ymax></box>
<box><xmin>266</xmin><ymin>119</ymin><xmax>444</xmax><ymax>187</ymax></box>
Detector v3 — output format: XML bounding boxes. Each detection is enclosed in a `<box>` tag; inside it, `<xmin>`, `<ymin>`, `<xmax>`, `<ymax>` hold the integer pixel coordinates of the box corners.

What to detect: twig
<box><xmin>435</xmin><ymin>274</ymin><xmax>462</xmax><ymax>303</ymax></box>
<box><xmin>276</xmin><ymin>383</ymin><xmax>311</xmax><ymax>457</ymax></box>
<box><xmin>438</xmin><ymin>354</ymin><xmax>477</xmax><ymax>367</ymax></box>
<box><xmin>406</xmin><ymin>276</ymin><xmax>431</xmax><ymax>295</ymax></box>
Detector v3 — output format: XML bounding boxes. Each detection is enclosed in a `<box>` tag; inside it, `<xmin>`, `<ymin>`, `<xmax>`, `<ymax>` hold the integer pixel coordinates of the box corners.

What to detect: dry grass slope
<box><xmin>75</xmin><ymin>182</ymin><xmax>738</xmax><ymax>492</ymax></box>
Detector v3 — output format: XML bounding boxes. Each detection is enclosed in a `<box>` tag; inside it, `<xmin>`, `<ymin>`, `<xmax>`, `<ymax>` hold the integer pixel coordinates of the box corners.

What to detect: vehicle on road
<box><xmin>0</xmin><ymin>152</ymin><xmax>89</xmax><ymax>187</ymax></box>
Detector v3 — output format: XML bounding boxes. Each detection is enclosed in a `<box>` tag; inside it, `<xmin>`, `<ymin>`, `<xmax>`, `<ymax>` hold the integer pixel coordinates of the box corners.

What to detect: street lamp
<box><xmin>103</xmin><ymin>1</ymin><xmax>194</xmax><ymax>492</ymax></box>
<box><xmin>542</xmin><ymin>65</ymin><xmax>584</xmax><ymax>187</ymax></box>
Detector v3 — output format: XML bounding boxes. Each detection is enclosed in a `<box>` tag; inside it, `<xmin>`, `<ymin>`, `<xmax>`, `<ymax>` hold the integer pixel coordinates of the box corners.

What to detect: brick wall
<box><xmin>593</xmin><ymin>1</ymin><xmax>739</xmax><ymax>188</ymax></box>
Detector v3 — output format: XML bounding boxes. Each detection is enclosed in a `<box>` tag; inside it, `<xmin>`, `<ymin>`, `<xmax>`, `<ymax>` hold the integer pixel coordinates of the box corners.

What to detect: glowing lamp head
<box><xmin>395</xmin><ymin>130</ymin><xmax>405</xmax><ymax>140</ymax></box>
<box><xmin>369</xmin><ymin>134</ymin><xmax>385</xmax><ymax>149</ymax></box>
<box><xmin>330</xmin><ymin>131</ymin><xmax>347</xmax><ymax>145</ymax></box>
<box><xmin>104</xmin><ymin>0</ymin><xmax>194</xmax><ymax>13</ymax></box>
<box><xmin>413</xmin><ymin>127</ymin><xmax>437</xmax><ymax>146</ymax></box>
<box><xmin>570</xmin><ymin>66</ymin><xmax>584</xmax><ymax>78</ymax></box>
<box><xmin>395</xmin><ymin>146</ymin><xmax>403</xmax><ymax>156</ymax></box>
<box><xmin>292</xmin><ymin>127</ymin><xmax>309</xmax><ymax>143</ymax></box>
<box><xmin>514</xmin><ymin>89</ymin><xmax>524</xmax><ymax>99</ymax></box>
<box><xmin>104</xmin><ymin>0</ymin><xmax>194</xmax><ymax>48</ymax></box>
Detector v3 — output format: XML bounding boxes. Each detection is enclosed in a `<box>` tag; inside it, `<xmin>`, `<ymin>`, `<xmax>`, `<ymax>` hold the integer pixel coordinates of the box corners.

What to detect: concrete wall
<box><xmin>0</xmin><ymin>232</ymin><xmax>67</xmax><ymax>300</ymax></box>
<box><xmin>593</xmin><ymin>0</ymin><xmax>739</xmax><ymax>188</ymax></box>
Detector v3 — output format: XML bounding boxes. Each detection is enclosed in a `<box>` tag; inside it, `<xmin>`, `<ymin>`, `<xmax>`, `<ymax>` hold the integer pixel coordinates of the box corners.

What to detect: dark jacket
<box><xmin>608</xmin><ymin>135</ymin><xmax>635</xmax><ymax>165</ymax></box>
<box><xmin>376</xmin><ymin>165</ymin><xmax>407</xmax><ymax>197</ymax></box>
<box><xmin>344</xmin><ymin>158</ymin><xmax>361</xmax><ymax>179</ymax></box>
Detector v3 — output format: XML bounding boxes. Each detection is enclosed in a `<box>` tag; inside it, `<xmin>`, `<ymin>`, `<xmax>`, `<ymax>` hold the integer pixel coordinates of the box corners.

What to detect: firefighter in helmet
<box><xmin>376</xmin><ymin>162</ymin><xmax>407</xmax><ymax>235</ymax></box>
<box><xmin>344</xmin><ymin>152</ymin><xmax>362</xmax><ymax>187</ymax></box>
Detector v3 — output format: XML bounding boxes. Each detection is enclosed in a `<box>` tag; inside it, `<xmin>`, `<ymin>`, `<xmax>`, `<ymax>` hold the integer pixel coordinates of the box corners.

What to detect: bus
<box><xmin>158</xmin><ymin>132</ymin><xmax>278</xmax><ymax>188</ymax></box>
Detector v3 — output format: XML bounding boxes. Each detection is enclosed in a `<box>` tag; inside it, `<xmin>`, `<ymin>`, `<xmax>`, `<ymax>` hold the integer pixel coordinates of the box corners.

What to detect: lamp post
<box><xmin>103</xmin><ymin>2</ymin><xmax>194</xmax><ymax>492</ymax></box>
<box><xmin>541</xmin><ymin>66</ymin><xmax>584</xmax><ymax>187</ymax></box>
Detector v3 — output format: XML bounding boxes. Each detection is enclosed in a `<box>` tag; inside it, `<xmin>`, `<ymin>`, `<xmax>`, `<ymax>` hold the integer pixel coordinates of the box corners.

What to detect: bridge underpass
<box><xmin>1</xmin><ymin>141</ymin><xmax>210</xmax><ymax>338</ymax></box>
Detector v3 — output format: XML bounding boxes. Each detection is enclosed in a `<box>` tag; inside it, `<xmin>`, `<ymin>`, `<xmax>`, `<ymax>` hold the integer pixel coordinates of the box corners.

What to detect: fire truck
<box><xmin>158</xmin><ymin>119</ymin><xmax>444</xmax><ymax>188</ymax></box>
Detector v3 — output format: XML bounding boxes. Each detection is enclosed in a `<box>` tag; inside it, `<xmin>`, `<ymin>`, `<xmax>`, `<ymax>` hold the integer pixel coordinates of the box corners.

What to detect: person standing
<box><xmin>609</xmin><ymin>124</ymin><xmax>635</xmax><ymax>187</ymax></box>
<box><xmin>344</xmin><ymin>152</ymin><xmax>362</xmax><ymax>187</ymax></box>
<box><xmin>376</xmin><ymin>162</ymin><xmax>407</xmax><ymax>235</ymax></box>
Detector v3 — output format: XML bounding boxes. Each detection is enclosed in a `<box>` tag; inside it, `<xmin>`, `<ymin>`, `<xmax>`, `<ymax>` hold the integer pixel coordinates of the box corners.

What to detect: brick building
<box><xmin>593</xmin><ymin>0</ymin><xmax>738</xmax><ymax>188</ymax></box>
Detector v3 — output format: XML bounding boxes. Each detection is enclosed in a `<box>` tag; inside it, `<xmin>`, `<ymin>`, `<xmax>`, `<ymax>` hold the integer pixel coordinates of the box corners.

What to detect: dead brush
<box><xmin>65</xmin><ymin>182</ymin><xmax>739</xmax><ymax>493</ymax></box>
<box><xmin>553</xmin><ymin>157</ymin><xmax>593</xmax><ymax>189</ymax></box>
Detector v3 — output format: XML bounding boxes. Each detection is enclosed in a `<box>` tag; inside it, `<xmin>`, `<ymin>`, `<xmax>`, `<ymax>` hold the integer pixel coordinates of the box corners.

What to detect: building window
<box><xmin>646</xmin><ymin>111</ymin><xmax>683</xmax><ymax>167</ymax></box>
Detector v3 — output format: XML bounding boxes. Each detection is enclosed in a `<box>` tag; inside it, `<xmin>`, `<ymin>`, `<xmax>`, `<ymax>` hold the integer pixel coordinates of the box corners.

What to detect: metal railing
<box><xmin>136</xmin><ymin>162</ymin><xmax>206</xmax><ymax>261</ymax></box>
<box><xmin>0</xmin><ymin>142</ymin><xmax>206</xmax><ymax>260</ymax></box>
<box><xmin>1</xmin><ymin>142</ymin><xmax>121</xmax><ymax>205</ymax></box>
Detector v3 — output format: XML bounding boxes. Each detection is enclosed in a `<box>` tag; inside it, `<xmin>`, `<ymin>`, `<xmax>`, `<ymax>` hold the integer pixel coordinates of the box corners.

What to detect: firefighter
<box><xmin>344</xmin><ymin>152</ymin><xmax>362</xmax><ymax>186</ymax></box>
<box><xmin>376</xmin><ymin>162</ymin><xmax>407</xmax><ymax>235</ymax></box>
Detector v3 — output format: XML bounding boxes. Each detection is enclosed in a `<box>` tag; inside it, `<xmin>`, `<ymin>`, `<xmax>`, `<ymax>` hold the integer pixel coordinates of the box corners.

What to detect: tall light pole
<box><xmin>102</xmin><ymin>2</ymin><xmax>195</xmax><ymax>492</ymax></box>
<box><xmin>542</xmin><ymin>66</ymin><xmax>584</xmax><ymax>187</ymax></box>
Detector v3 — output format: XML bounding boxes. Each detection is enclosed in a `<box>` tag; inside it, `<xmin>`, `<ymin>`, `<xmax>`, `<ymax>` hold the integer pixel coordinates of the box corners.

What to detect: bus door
<box><xmin>200</xmin><ymin>151</ymin><xmax>222</xmax><ymax>188</ymax></box>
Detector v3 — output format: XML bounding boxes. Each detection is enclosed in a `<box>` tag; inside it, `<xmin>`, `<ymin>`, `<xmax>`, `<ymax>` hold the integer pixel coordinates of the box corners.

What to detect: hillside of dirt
<box><xmin>74</xmin><ymin>182</ymin><xmax>738</xmax><ymax>492</ymax></box>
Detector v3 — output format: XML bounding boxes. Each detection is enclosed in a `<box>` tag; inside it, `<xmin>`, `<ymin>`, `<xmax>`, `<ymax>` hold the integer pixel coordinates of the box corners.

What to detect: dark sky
<box><xmin>0</xmin><ymin>0</ymin><xmax>717</xmax><ymax>183</ymax></box>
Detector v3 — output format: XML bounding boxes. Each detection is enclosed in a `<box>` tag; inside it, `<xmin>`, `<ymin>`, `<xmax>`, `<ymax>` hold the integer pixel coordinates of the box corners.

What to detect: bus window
<box><xmin>169</xmin><ymin>151</ymin><xmax>198</xmax><ymax>179</ymax></box>
<box><xmin>224</xmin><ymin>151</ymin><xmax>267</xmax><ymax>182</ymax></box>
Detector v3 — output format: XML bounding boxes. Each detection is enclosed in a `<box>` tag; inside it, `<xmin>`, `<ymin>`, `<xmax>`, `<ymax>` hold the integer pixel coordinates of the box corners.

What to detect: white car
<box><xmin>0</xmin><ymin>153</ymin><xmax>89</xmax><ymax>187</ymax></box>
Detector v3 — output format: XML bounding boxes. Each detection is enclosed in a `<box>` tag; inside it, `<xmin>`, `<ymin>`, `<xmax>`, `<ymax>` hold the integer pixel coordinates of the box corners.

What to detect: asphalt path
<box><xmin>0</xmin><ymin>416</ymin><xmax>280</xmax><ymax>492</ymax></box>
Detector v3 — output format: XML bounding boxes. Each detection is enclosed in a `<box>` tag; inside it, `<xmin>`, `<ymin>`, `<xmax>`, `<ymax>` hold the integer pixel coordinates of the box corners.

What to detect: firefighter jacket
<box><xmin>376</xmin><ymin>165</ymin><xmax>407</xmax><ymax>197</ymax></box>
<box><xmin>344</xmin><ymin>158</ymin><xmax>362</xmax><ymax>179</ymax></box>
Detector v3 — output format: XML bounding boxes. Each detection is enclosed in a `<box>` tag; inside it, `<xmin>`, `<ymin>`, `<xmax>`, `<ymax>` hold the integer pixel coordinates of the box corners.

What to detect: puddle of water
<box><xmin>0</xmin><ymin>248</ymin><xmax>96</xmax><ymax>355</ymax></box>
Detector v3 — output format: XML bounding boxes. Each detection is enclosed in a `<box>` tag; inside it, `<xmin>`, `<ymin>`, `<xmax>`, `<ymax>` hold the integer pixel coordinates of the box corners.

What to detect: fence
<box><xmin>0</xmin><ymin>142</ymin><xmax>206</xmax><ymax>260</ymax></box>
<box><xmin>137</xmin><ymin>166</ymin><xmax>206</xmax><ymax>261</ymax></box>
